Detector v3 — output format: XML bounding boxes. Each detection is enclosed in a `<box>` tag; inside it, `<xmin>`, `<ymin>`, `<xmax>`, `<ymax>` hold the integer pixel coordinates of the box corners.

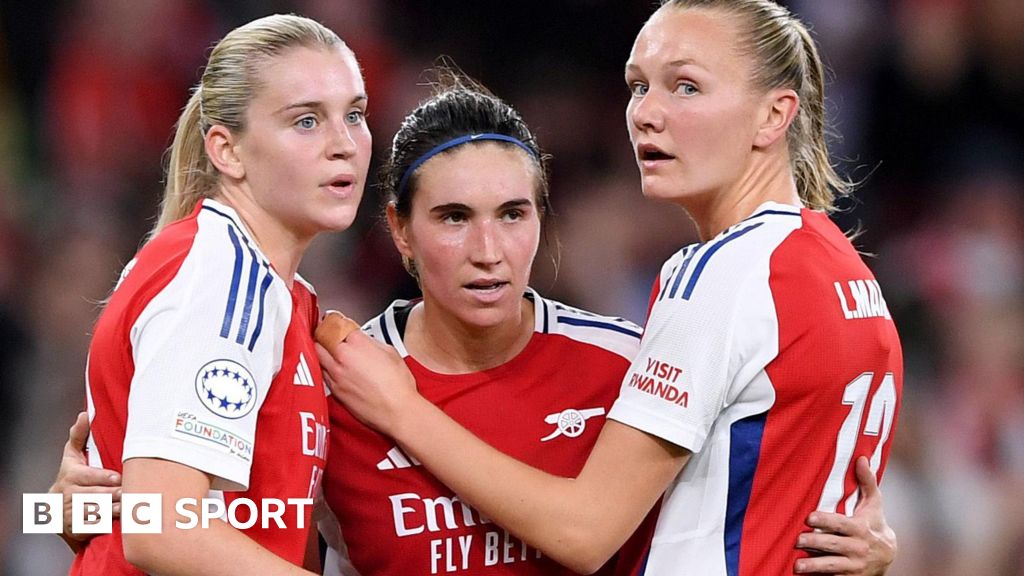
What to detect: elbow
<box><xmin>560</xmin><ymin>551</ymin><xmax>614</xmax><ymax>575</ymax></box>
<box><xmin>564</xmin><ymin>553</ymin><xmax>614</xmax><ymax>576</ymax></box>
<box><xmin>564</xmin><ymin>561</ymin><xmax>605</xmax><ymax>575</ymax></box>
<box><xmin>550</xmin><ymin>526</ymin><xmax>618</xmax><ymax>575</ymax></box>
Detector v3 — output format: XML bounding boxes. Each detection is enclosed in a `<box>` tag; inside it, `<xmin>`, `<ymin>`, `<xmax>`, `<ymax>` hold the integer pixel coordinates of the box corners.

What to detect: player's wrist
<box><xmin>387</xmin><ymin>388</ymin><xmax>432</xmax><ymax>440</ymax></box>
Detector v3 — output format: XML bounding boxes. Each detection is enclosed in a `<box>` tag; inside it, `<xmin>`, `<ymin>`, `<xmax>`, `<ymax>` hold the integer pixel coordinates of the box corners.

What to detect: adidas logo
<box><xmin>377</xmin><ymin>446</ymin><xmax>421</xmax><ymax>470</ymax></box>
<box><xmin>293</xmin><ymin>353</ymin><xmax>315</xmax><ymax>386</ymax></box>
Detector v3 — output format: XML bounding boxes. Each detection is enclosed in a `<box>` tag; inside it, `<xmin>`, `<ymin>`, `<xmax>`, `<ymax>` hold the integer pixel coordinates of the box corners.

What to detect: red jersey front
<box><xmin>72</xmin><ymin>199</ymin><xmax>328</xmax><ymax>575</ymax></box>
<box><xmin>321</xmin><ymin>290</ymin><xmax>641</xmax><ymax>575</ymax></box>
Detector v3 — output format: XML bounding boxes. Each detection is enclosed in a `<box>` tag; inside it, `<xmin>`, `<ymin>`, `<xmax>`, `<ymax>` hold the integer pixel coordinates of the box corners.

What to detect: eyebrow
<box><xmin>499</xmin><ymin>199</ymin><xmax>534</xmax><ymax>210</ymax></box>
<box><xmin>429</xmin><ymin>202</ymin><xmax>471</xmax><ymax>214</ymax></box>
<box><xmin>625</xmin><ymin>58</ymin><xmax>698</xmax><ymax>74</ymax></box>
<box><xmin>666</xmin><ymin>58</ymin><xmax>697</xmax><ymax>68</ymax></box>
<box><xmin>275</xmin><ymin>95</ymin><xmax>368</xmax><ymax>115</ymax></box>
<box><xmin>428</xmin><ymin>198</ymin><xmax>534</xmax><ymax>214</ymax></box>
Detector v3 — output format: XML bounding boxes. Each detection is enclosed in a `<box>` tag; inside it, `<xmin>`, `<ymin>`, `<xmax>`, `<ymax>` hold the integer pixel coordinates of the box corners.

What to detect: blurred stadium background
<box><xmin>1</xmin><ymin>0</ymin><xmax>1021</xmax><ymax>574</ymax></box>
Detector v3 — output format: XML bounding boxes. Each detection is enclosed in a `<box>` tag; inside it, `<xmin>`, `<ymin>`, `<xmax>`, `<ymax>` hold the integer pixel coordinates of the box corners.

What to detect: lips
<box><xmin>323</xmin><ymin>173</ymin><xmax>356</xmax><ymax>197</ymax></box>
<box><xmin>463</xmin><ymin>279</ymin><xmax>511</xmax><ymax>305</ymax></box>
<box><xmin>464</xmin><ymin>278</ymin><xmax>509</xmax><ymax>292</ymax></box>
<box><xmin>637</xmin><ymin>143</ymin><xmax>675</xmax><ymax>162</ymax></box>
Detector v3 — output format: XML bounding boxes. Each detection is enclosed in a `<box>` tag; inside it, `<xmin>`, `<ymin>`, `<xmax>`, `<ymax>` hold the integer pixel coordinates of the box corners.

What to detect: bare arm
<box><xmin>795</xmin><ymin>456</ymin><xmax>897</xmax><ymax>575</ymax></box>
<box><xmin>121</xmin><ymin>458</ymin><xmax>317</xmax><ymax>576</ymax></box>
<box><xmin>320</xmin><ymin>329</ymin><xmax>901</xmax><ymax>574</ymax></box>
<box><xmin>318</xmin><ymin>332</ymin><xmax>689</xmax><ymax>574</ymax></box>
<box><xmin>48</xmin><ymin>412</ymin><xmax>122</xmax><ymax>553</ymax></box>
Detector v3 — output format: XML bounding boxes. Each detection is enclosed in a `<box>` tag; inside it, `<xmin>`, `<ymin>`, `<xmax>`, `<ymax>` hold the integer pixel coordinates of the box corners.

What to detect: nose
<box><xmin>470</xmin><ymin>220</ymin><xmax>502</xmax><ymax>267</ymax></box>
<box><xmin>327</xmin><ymin>121</ymin><xmax>359</xmax><ymax>159</ymax></box>
<box><xmin>628</xmin><ymin>90</ymin><xmax>664</xmax><ymax>134</ymax></box>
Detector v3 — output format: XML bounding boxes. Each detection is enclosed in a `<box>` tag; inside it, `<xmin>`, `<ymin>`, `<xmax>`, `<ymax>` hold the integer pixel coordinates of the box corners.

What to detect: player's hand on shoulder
<box><xmin>315</xmin><ymin>322</ymin><xmax>418</xmax><ymax>437</ymax></box>
<box><xmin>50</xmin><ymin>412</ymin><xmax>123</xmax><ymax>549</ymax></box>
<box><xmin>795</xmin><ymin>457</ymin><xmax>896</xmax><ymax>575</ymax></box>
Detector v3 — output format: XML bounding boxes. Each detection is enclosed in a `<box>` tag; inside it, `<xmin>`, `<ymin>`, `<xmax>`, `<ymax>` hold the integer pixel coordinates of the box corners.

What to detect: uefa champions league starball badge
<box><xmin>195</xmin><ymin>359</ymin><xmax>257</xmax><ymax>419</ymax></box>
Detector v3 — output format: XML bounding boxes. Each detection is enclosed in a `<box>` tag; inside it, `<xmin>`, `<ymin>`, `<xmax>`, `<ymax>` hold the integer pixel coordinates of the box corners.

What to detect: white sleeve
<box><xmin>122</xmin><ymin>223</ymin><xmax>288</xmax><ymax>491</ymax></box>
<box><xmin>608</xmin><ymin>245</ymin><xmax>779</xmax><ymax>453</ymax></box>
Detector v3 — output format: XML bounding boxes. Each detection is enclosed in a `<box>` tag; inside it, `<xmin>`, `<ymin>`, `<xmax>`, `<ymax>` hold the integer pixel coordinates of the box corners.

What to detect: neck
<box><xmin>214</xmin><ymin>185</ymin><xmax>312</xmax><ymax>285</ymax></box>
<box><xmin>686</xmin><ymin>153</ymin><xmax>801</xmax><ymax>242</ymax></box>
<box><xmin>404</xmin><ymin>297</ymin><xmax>536</xmax><ymax>374</ymax></box>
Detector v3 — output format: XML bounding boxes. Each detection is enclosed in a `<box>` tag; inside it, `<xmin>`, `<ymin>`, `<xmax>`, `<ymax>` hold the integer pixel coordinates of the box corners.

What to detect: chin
<box><xmin>640</xmin><ymin>180</ymin><xmax>679</xmax><ymax>202</ymax></box>
<box><xmin>641</xmin><ymin>176</ymin><xmax>706</xmax><ymax>207</ymax></box>
<box><xmin>321</xmin><ymin>206</ymin><xmax>359</xmax><ymax>232</ymax></box>
<box><xmin>463</xmin><ymin>303</ymin><xmax>521</xmax><ymax>331</ymax></box>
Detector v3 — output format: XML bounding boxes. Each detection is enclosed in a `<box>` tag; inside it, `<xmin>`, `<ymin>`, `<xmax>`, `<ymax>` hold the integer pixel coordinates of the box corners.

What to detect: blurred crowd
<box><xmin>0</xmin><ymin>1</ymin><xmax>1021</xmax><ymax>574</ymax></box>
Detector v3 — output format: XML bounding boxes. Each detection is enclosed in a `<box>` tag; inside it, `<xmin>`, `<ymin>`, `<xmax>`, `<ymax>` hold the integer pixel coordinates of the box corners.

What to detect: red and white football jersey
<box><xmin>72</xmin><ymin>199</ymin><xmax>328</xmax><ymax>575</ymax></box>
<box><xmin>320</xmin><ymin>290</ymin><xmax>640</xmax><ymax>576</ymax></box>
<box><xmin>610</xmin><ymin>202</ymin><xmax>903</xmax><ymax>576</ymax></box>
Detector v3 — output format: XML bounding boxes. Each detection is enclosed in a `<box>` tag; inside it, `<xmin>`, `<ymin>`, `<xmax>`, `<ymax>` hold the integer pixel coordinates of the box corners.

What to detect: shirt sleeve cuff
<box><xmin>608</xmin><ymin>402</ymin><xmax>707</xmax><ymax>454</ymax></box>
<box><xmin>122</xmin><ymin>436</ymin><xmax>250</xmax><ymax>491</ymax></box>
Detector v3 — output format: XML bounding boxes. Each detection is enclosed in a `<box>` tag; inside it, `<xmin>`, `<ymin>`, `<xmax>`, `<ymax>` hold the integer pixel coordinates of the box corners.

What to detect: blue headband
<box><xmin>397</xmin><ymin>133</ymin><xmax>537</xmax><ymax>198</ymax></box>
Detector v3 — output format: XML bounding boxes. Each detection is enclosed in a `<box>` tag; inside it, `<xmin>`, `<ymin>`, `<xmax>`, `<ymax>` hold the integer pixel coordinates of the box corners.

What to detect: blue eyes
<box><xmin>676</xmin><ymin>83</ymin><xmax>698</xmax><ymax>96</ymax></box>
<box><xmin>627</xmin><ymin>82</ymin><xmax>698</xmax><ymax>97</ymax></box>
<box><xmin>295</xmin><ymin>110</ymin><xmax>365</xmax><ymax>130</ymax></box>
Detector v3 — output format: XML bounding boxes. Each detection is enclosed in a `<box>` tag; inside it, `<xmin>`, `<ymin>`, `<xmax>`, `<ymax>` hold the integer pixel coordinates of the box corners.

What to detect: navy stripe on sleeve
<box><xmin>235</xmin><ymin>243</ymin><xmax>261</xmax><ymax>344</ymax></box>
<box><xmin>247</xmin><ymin>265</ymin><xmax>275</xmax><ymax>351</ymax></box>
<box><xmin>221</xmin><ymin>226</ymin><xmax>244</xmax><ymax>338</ymax></box>
<box><xmin>681</xmin><ymin>223</ymin><xmax>763</xmax><ymax>300</ymax></box>
<box><xmin>667</xmin><ymin>245</ymin><xmax>701</xmax><ymax>300</ymax></box>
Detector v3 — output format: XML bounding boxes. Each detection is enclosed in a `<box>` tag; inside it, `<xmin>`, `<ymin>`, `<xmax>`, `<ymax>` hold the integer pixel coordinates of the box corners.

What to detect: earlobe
<box><xmin>385</xmin><ymin>203</ymin><xmax>414</xmax><ymax>260</ymax></box>
<box><xmin>754</xmin><ymin>89</ymin><xmax>799</xmax><ymax>149</ymax></box>
<box><xmin>205</xmin><ymin>125</ymin><xmax>245</xmax><ymax>180</ymax></box>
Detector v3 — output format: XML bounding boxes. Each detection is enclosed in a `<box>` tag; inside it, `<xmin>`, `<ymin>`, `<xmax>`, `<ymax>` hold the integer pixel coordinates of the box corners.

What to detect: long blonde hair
<box><xmin>660</xmin><ymin>0</ymin><xmax>851</xmax><ymax>211</ymax></box>
<box><xmin>154</xmin><ymin>14</ymin><xmax>345</xmax><ymax>236</ymax></box>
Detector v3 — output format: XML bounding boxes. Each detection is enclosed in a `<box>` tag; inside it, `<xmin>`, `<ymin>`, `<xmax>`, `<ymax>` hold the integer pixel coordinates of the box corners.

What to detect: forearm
<box><xmin>320</xmin><ymin>333</ymin><xmax>686</xmax><ymax>572</ymax></box>
<box><xmin>124</xmin><ymin>519</ymin><xmax>315</xmax><ymax>576</ymax></box>
<box><xmin>390</xmin><ymin>397</ymin><xmax>672</xmax><ymax>574</ymax></box>
<box><xmin>122</xmin><ymin>458</ymin><xmax>316</xmax><ymax>576</ymax></box>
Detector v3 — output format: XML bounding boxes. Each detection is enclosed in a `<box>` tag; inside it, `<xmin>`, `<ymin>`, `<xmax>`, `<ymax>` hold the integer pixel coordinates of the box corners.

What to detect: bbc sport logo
<box><xmin>23</xmin><ymin>493</ymin><xmax>313</xmax><ymax>534</ymax></box>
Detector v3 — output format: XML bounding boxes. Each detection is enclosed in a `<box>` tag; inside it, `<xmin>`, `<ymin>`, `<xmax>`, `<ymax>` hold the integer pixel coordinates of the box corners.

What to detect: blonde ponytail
<box><xmin>155</xmin><ymin>88</ymin><xmax>216</xmax><ymax>236</ymax></box>
<box><xmin>788</xmin><ymin>20</ymin><xmax>850</xmax><ymax>212</ymax></box>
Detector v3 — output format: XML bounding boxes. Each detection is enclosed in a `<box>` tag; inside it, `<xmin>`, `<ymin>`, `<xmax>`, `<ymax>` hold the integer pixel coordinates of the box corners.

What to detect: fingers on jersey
<box><xmin>853</xmin><ymin>455</ymin><xmax>881</xmax><ymax>501</ymax></box>
<box><xmin>67</xmin><ymin>412</ymin><xmax>91</xmax><ymax>452</ymax></box>
<box><xmin>794</xmin><ymin>553</ymin><xmax>869</xmax><ymax>575</ymax></box>
<box><xmin>796</xmin><ymin>456</ymin><xmax>895</xmax><ymax>575</ymax></box>
<box><xmin>315</xmin><ymin>310</ymin><xmax>362</xmax><ymax>351</ymax></box>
